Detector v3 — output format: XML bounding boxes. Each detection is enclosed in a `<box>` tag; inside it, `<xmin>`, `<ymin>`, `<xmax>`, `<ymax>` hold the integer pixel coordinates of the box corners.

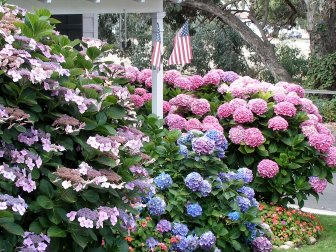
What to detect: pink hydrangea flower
<box><xmin>217</xmin><ymin>103</ymin><xmax>234</xmax><ymax>119</ymax></box>
<box><xmin>309</xmin><ymin>176</ymin><xmax>328</xmax><ymax>193</ymax></box>
<box><xmin>230</xmin><ymin>85</ymin><xmax>247</xmax><ymax>98</ymax></box>
<box><xmin>285</xmin><ymin>92</ymin><xmax>301</xmax><ymax>105</ymax></box>
<box><xmin>248</xmin><ymin>99</ymin><xmax>268</xmax><ymax>116</ymax></box>
<box><xmin>325</xmin><ymin>146</ymin><xmax>336</xmax><ymax>167</ymax></box>
<box><xmin>233</xmin><ymin>108</ymin><xmax>254</xmax><ymax>123</ymax></box>
<box><xmin>218</xmin><ymin>84</ymin><xmax>229</xmax><ymax>94</ymax></box>
<box><xmin>202</xmin><ymin>122</ymin><xmax>224</xmax><ymax>132</ymax></box>
<box><xmin>286</xmin><ymin>83</ymin><xmax>305</xmax><ymax>98</ymax></box>
<box><xmin>308</xmin><ymin>133</ymin><xmax>334</xmax><ymax>152</ymax></box>
<box><xmin>137</xmin><ymin>69</ymin><xmax>152</xmax><ymax>84</ymax></box>
<box><xmin>244</xmin><ymin>128</ymin><xmax>265</xmax><ymax>147</ymax></box>
<box><xmin>273</xmin><ymin>93</ymin><xmax>286</xmax><ymax>103</ymax></box>
<box><xmin>134</xmin><ymin>88</ymin><xmax>147</xmax><ymax>96</ymax></box>
<box><xmin>188</xmin><ymin>75</ymin><xmax>204</xmax><ymax>90</ymax></box>
<box><xmin>316</xmin><ymin>123</ymin><xmax>333</xmax><ymax>136</ymax></box>
<box><xmin>301</xmin><ymin>125</ymin><xmax>318</xmax><ymax>137</ymax></box>
<box><xmin>130</xmin><ymin>95</ymin><xmax>144</xmax><ymax>108</ymax></box>
<box><xmin>191</xmin><ymin>98</ymin><xmax>210</xmax><ymax>116</ymax></box>
<box><xmin>274</xmin><ymin>101</ymin><xmax>297</xmax><ymax>117</ymax></box>
<box><xmin>229</xmin><ymin>98</ymin><xmax>247</xmax><ymax>111</ymax></box>
<box><xmin>300</xmin><ymin>98</ymin><xmax>315</xmax><ymax>114</ymax></box>
<box><xmin>186</xmin><ymin>118</ymin><xmax>203</xmax><ymax>131</ymax></box>
<box><xmin>143</xmin><ymin>93</ymin><xmax>152</xmax><ymax>102</ymax></box>
<box><xmin>169</xmin><ymin>94</ymin><xmax>194</xmax><ymax>109</ymax></box>
<box><xmin>203</xmin><ymin>70</ymin><xmax>221</xmax><ymax>85</ymax></box>
<box><xmin>165</xmin><ymin>114</ymin><xmax>187</xmax><ymax>130</ymax></box>
<box><xmin>174</xmin><ymin>77</ymin><xmax>192</xmax><ymax>90</ymax></box>
<box><xmin>228</xmin><ymin>125</ymin><xmax>245</xmax><ymax>144</ymax></box>
<box><xmin>163</xmin><ymin>101</ymin><xmax>171</xmax><ymax>114</ymax></box>
<box><xmin>268</xmin><ymin>116</ymin><xmax>289</xmax><ymax>131</ymax></box>
<box><xmin>164</xmin><ymin>70</ymin><xmax>181</xmax><ymax>85</ymax></box>
<box><xmin>257</xmin><ymin>159</ymin><xmax>279</xmax><ymax>178</ymax></box>
<box><xmin>145</xmin><ymin>77</ymin><xmax>152</xmax><ymax>88</ymax></box>
<box><xmin>202</xmin><ymin>116</ymin><xmax>219</xmax><ymax>124</ymax></box>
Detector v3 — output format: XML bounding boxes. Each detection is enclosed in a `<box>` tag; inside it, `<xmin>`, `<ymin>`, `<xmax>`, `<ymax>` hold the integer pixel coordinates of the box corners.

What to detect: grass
<box><xmin>274</xmin><ymin>215</ymin><xmax>336</xmax><ymax>252</ymax></box>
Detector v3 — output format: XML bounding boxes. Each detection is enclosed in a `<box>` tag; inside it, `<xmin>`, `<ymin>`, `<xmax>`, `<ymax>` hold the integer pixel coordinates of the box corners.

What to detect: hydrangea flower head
<box><xmin>154</xmin><ymin>173</ymin><xmax>173</xmax><ymax>190</ymax></box>
<box><xmin>309</xmin><ymin>176</ymin><xmax>328</xmax><ymax>193</ymax></box>
<box><xmin>236</xmin><ymin>168</ymin><xmax>253</xmax><ymax>184</ymax></box>
<box><xmin>147</xmin><ymin>197</ymin><xmax>166</xmax><ymax>216</ymax></box>
<box><xmin>199</xmin><ymin>231</ymin><xmax>216</xmax><ymax>250</ymax></box>
<box><xmin>228</xmin><ymin>211</ymin><xmax>240</xmax><ymax>221</ymax></box>
<box><xmin>186</xmin><ymin>202</ymin><xmax>203</xmax><ymax>217</ymax></box>
<box><xmin>257</xmin><ymin>159</ymin><xmax>279</xmax><ymax>178</ymax></box>
<box><xmin>268</xmin><ymin>116</ymin><xmax>288</xmax><ymax>131</ymax></box>
<box><xmin>172</xmin><ymin>222</ymin><xmax>189</xmax><ymax>236</ymax></box>
<box><xmin>156</xmin><ymin>219</ymin><xmax>172</xmax><ymax>233</ymax></box>
<box><xmin>252</xmin><ymin>237</ymin><xmax>272</xmax><ymax>252</ymax></box>
<box><xmin>185</xmin><ymin>172</ymin><xmax>203</xmax><ymax>192</ymax></box>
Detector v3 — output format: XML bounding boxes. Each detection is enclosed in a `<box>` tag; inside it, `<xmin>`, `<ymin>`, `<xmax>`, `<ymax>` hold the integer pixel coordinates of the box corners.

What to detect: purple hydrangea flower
<box><xmin>204</xmin><ymin>129</ymin><xmax>228</xmax><ymax>149</ymax></box>
<box><xmin>173</xmin><ymin>236</ymin><xmax>189</xmax><ymax>252</ymax></box>
<box><xmin>191</xmin><ymin>136</ymin><xmax>215</xmax><ymax>155</ymax></box>
<box><xmin>228</xmin><ymin>211</ymin><xmax>240</xmax><ymax>221</ymax></box>
<box><xmin>146</xmin><ymin>237</ymin><xmax>158</xmax><ymax>249</ymax></box>
<box><xmin>186</xmin><ymin>203</ymin><xmax>202</xmax><ymax>217</ymax></box>
<box><xmin>245</xmin><ymin>222</ymin><xmax>257</xmax><ymax>232</ymax></box>
<box><xmin>156</xmin><ymin>219</ymin><xmax>172</xmax><ymax>233</ymax></box>
<box><xmin>154</xmin><ymin>172</ymin><xmax>173</xmax><ymax>190</ymax></box>
<box><xmin>252</xmin><ymin>237</ymin><xmax>272</xmax><ymax>252</ymax></box>
<box><xmin>199</xmin><ymin>231</ymin><xmax>216</xmax><ymax>250</ymax></box>
<box><xmin>185</xmin><ymin>172</ymin><xmax>203</xmax><ymax>192</ymax></box>
<box><xmin>218</xmin><ymin>172</ymin><xmax>237</xmax><ymax>182</ymax></box>
<box><xmin>237</xmin><ymin>186</ymin><xmax>255</xmax><ymax>200</ymax></box>
<box><xmin>199</xmin><ymin>180</ymin><xmax>212</xmax><ymax>197</ymax></box>
<box><xmin>147</xmin><ymin>197</ymin><xmax>166</xmax><ymax>216</ymax></box>
<box><xmin>187</xmin><ymin>235</ymin><xmax>199</xmax><ymax>251</ymax></box>
<box><xmin>237</xmin><ymin>196</ymin><xmax>251</xmax><ymax>212</ymax></box>
<box><xmin>236</xmin><ymin>168</ymin><xmax>253</xmax><ymax>184</ymax></box>
<box><xmin>172</xmin><ymin>222</ymin><xmax>189</xmax><ymax>236</ymax></box>
<box><xmin>250</xmin><ymin>198</ymin><xmax>260</xmax><ymax>208</ymax></box>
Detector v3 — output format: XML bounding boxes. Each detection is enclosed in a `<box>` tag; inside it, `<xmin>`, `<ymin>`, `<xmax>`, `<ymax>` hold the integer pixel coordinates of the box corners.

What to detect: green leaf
<box><xmin>71</xmin><ymin>232</ymin><xmax>89</xmax><ymax>249</ymax></box>
<box><xmin>0</xmin><ymin>211</ymin><xmax>14</xmax><ymax>224</ymax></box>
<box><xmin>86</xmin><ymin>47</ymin><xmax>101</xmax><ymax>61</ymax></box>
<box><xmin>29</xmin><ymin>220</ymin><xmax>43</xmax><ymax>234</ymax></box>
<box><xmin>106</xmin><ymin>106</ymin><xmax>126</xmax><ymax>119</ymax></box>
<box><xmin>37</xmin><ymin>195</ymin><xmax>54</xmax><ymax>209</ymax></box>
<box><xmin>39</xmin><ymin>179</ymin><xmax>54</xmax><ymax>198</ymax></box>
<box><xmin>48</xmin><ymin>226</ymin><xmax>66</xmax><ymax>237</ymax></box>
<box><xmin>243</xmin><ymin>156</ymin><xmax>254</xmax><ymax>166</ymax></box>
<box><xmin>95</xmin><ymin>157</ymin><xmax>116</xmax><ymax>167</ymax></box>
<box><xmin>1</xmin><ymin>222</ymin><xmax>24</xmax><ymax>236</ymax></box>
<box><xmin>59</xmin><ymin>189</ymin><xmax>77</xmax><ymax>203</ymax></box>
<box><xmin>96</xmin><ymin>112</ymin><xmax>107</xmax><ymax>126</ymax></box>
<box><xmin>82</xmin><ymin>190</ymin><xmax>99</xmax><ymax>203</ymax></box>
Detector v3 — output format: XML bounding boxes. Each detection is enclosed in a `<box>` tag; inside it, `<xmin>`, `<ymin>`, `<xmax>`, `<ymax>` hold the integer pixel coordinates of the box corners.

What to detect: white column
<box><xmin>83</xmin><ymin>13</ymin><xmax>99</xmax><ymax>38</ymax></box>
<box><xmin>151</xmin><ymin>12</ymin><xmax>166</xmax><ymax>118</ymax></box>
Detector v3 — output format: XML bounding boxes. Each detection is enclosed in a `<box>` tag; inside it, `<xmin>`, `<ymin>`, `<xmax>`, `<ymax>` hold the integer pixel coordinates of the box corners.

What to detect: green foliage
<box><xmin>305</xmin><ymin>53</ymin><xmax>336</xmax><ymax>90</ymax></box>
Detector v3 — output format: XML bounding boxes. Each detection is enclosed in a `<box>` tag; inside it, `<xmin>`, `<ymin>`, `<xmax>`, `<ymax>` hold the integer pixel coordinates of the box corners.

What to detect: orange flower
<box><xmin>276</xmin><ymin>207</ymin><xmax>283</xmax><ymax>212</ymax></box>
<box><xmin>146</xmin><ymin>216</ymin><xmax>152</xmax><ymax>221</ymax></box>
<box><xmin>170</xmin><ymin>236</ymin><xmax>179</xmax><ymax>244</ymax></box>
<box><xmin>125</xmin><ymin>236</ymin><xmax>133</xmax><ymax>242</ymax></box>
<box><xmin>141</xmin><ymin>221</ymin><xmax>148</xmax><ymax>228</ymax></box>
<box><xmin>259</xmin><ymin>205</ymin><xmax>265</xmax><ymax>211</ymax></box>
<box><xmin>129</xmin><ymin>247</ymin><xmax>134</xmax><ymax>252</ymax></box>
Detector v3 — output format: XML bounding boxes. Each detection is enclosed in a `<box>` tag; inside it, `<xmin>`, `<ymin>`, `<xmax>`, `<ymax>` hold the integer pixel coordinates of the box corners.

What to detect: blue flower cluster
<box><xmin>228</xmin><ymin>211</ymin><xmax>240</xmax><ymax>221</ymax></box>
<box><xmin>199</xmin><ymin>231</ymin><xmax>216</xmax><ymax>250</ymax></box>
<box><xmin>146</xmin><ymin>237</ymin><xmax>158</xmax><ymax>249</ymax></box>
<box><xmin>218</xmin><ymin>168</ymin><xmax>254</xmax><ymax>184</ymax></box>
<box><xmin>185</xmin><ymin>172</ymin><xmax>212</xmax><ymax>197</ymax></box>
<box><xmin>237</xmin><ymin>186</ymin><xmax>255</xmax><ymax>200</ymax></box>
<box><xmin>186</xmin><ymin>203</ymin><xmax>202</xmax><ymax>217</ymax></box>
<box><xmin>172</xmin><ymin>222</ymin><xmax>189</xmax><ymax>236</ymax></box>
<box><xmin>156</xmin><ymin>219</ymin><xmax>172</xmax><ymax>233</ymax></box>
<box><xmin>154</xmin><ymin>172</ymin><xmax>173</xmax><ymax>190</ymax></box>
<box><xmin>237</xmin><ymin>195</ymin><xmax>252</xmax><ymax>212</ymax></box>
<box><xmin>147</xmin><ymin>197</ymin><xmax>166</xmax><ymax>216</ymax></box>
<box><xmin>177</xmin><ymin>129</ymin><xmax>228</xmax><ymax>159</ymax></box>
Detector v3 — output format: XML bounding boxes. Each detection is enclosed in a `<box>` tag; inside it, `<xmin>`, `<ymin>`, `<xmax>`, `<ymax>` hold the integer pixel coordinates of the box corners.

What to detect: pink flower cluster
<box><xmin>325</xmin><ymin>146</ymin><xmax>336</xmax><ymax>167</ymax></box>
<box><xmin>308</xmin><ymin>133</ymin><xmax>334</xmax><ymax>152</ymax></box>
<box><xmin>268</xmin><ymin>116</ymin><xmax>288</xmax><ymax>131</ymax></box>
<box><xmin>137</xmin><ymin>69</ymin><xmax>152</xmax><ymax>84</ymax></box>
<box><xmin>163</xmin><ymin>70</ymin><xmax>181</xmax><ymax>85</ymax></box>
<box><xmin>165</xmin><ymin>114</ymin><xmax>187</xmax><ymax>130</ymax></box>
<box><xmin>309</xmin><ymin>176</ymin><xmax>327</xmax><ymax>193</ymax></box>
<box><xmin>228</xmin><ymin>126</ymin><xmax>245</xmax><ymax>144</ymax></box>
<box><xmin>248</xmin><ymin>99</ymin><xmax>268</xmax><ymax>116</ymax></box>
<box><xmin>191</xmin><ymin>98</ymin><xmax>211</xmax><ymax>116</ymax></box>
<box><xmin>233</xmin><ymin>107</ymin><xmax>254</xmax><ymax>124</ymax></box>
<box><xmin>274</xmin><ymin>101</ymin><xmax>297</xmax><ymax>117</ymax></box>
<box><xmin>257</xmin><ymin>159</ymin><xmax>279</xmax><ymax>178</ymax></box>
<box><xmin>228</xmin><ymin>126</ymin><xmax>264</xmax><ymax>147</ymax></box>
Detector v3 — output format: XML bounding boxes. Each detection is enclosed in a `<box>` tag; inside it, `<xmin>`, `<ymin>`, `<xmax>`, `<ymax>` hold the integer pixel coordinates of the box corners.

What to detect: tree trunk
<box><xmin>305</xmin><ymin>0</ymin><xmax>336</xmax><ymax>57</ymax></box>
<box><xmin>168</xmin><ymin>0</ymin><xmax>293</xmax><ymax>82</ymax></box>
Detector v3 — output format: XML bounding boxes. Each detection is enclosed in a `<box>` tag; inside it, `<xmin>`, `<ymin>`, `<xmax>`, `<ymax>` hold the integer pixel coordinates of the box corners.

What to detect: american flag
<box><xmin>168</xmin><ymin>21</ymin><xmax>193</xmax><ymax>66</ymax></box>
<box><xmin>151</xmin><ymin>23</ymin><xmax>162</xmax><ymax>70</ymax></box>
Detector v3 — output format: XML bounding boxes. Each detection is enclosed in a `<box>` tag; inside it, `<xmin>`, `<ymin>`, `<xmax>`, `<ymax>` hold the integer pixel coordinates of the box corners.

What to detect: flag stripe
<box><xmin>168</xmin><ymin>21</ymin><xmax>193</xmax><ymax>66</ymax></box>
<box><xmin>151</xmin><ymin>23</ymin><xmax>162</xmax><ymax>69</ymax></box>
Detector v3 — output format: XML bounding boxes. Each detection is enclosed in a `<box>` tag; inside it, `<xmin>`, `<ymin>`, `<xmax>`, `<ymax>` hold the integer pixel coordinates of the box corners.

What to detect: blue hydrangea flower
<box><xmin>186</xmin><ymin>203</ymin><xmax>202</xmax><ymax>217</ymax></box>
<box><xmin>199</xmin><ymin>231</ymin><xmax>216</xmax><ymax>250</ymax></box>
<box><xmin>218</xmin><ymin>171</ymin><xmax>237</xmax><ymax>182</ymax></box>
<box><xmin>237</xmin><ymin>186</ymin><xmax>255</xmax><ymax>200</ymax></box>
<box><xmin>245</xmin><ymin>222</ymin><xmax>257</xmax><ymax>232</ymax></box>
<box><xmin>236</xmin><ymin>168</ymin><xmax>253</xmax><ymax>184</ymax></box>
<box><xmin>237</xmin><ymin>196</ymin><xmax>251</xmax><ymax>212</ymax></box>
<box><xmin>199</xmin><ymin>180</ymin><xmax>212</xmax><ymax>197</ymax></box>
<box><xmin>177</xmin><ymin>134</ymin><xmax>191</xmax><ymax>145</ymax></box>
<box><xmin>250</xmin><ymin>198</ymin><xmax>259</xmax><ymax>208</ymax></box>
<box><xmin>172</xmin><ymin>222</ymin><xmax>189</xmax><ymax>236</ymax></box>
<box><xmin>187</xmin><ymin>235</ymin><xmax>199</xmax><ymax>251</ymax></box>
<box><xmin>156</xmin><ymin>219</ymin><xmax>172</xmax><ymax>233</ymax></box>
<box><xmin>146</xmin><ymin>237</ymin><xmax>158</xmax><ymax>249</ymax></box>
<box><xmin>205</xmin><ymin>129</ymin><xmax>228</xmax><ymax>149</ymax></box>
<box><xmin>216</xmin><ymin>148</ymin><xmax>226</xmax><ymax>159</ymax></box>
<box><xmin>173</xmin><ymin>235</ymin><xmax>189</xmax><ymax>252</ymax></box>
<box><xmin>191</xmin><ymin>136</ymin><xmax>215</xmax><ymax>155</ymax></box>
<box><xmin>228</xmin><ymin>211</ymin><xmax>240</xmax><ymax>221</ymax></box>
<box><xmin>185</xmin><ymin>172</ymin><xmax>203</xmax><ymax>192</ymax></box>
<box><xmin>154</xmin><ymin>172</ymin><xmax>173</xmax><ymax>190</ymax></box>
<box><xmin>179</xmin><ymin>144</ymin><xmax>189</xmax><ymax>157</ymax></box>
<box><xmin>147</xmin><ymin>197</ymin><xmax>166</xmax><ymax>216</ymax></box>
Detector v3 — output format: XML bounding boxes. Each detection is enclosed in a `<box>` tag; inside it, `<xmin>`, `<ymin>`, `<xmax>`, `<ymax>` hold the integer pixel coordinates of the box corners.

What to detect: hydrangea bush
<box><xmin>116</xmin><ymin>67</ymin><xmax>335</xmax><ymax>207</ymax></box>
<box><xmin>131</xmin><ymin>118</ymin><xmax>271</xmax><ymax>251</ymax></box>
<box><xmin>0</xmin><ymin>5</ymin><xmax>152</xmax><ymax>251</ymax></box>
